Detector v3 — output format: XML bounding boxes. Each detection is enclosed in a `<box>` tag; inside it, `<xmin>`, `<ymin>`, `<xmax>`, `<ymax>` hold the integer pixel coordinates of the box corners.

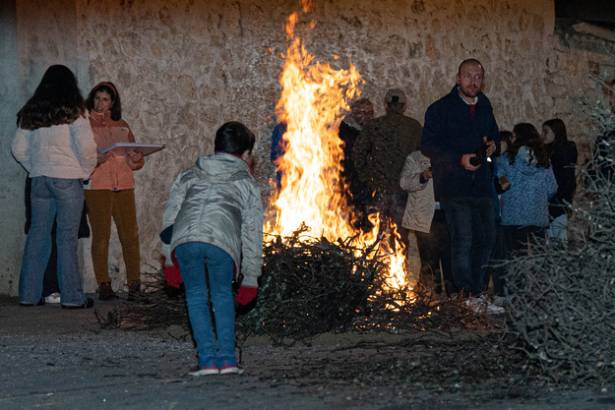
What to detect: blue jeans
<box><xmin>175</xmin><ymin>242</ymin><xmax>236</xmax><ymax>368</ymax></box>
<box><xmin>19</xmin><ymin>177</ymin><xmax>86</xmax><ymax>305</ymax></box>
<box><xmin>547</xmin><ymin>214</ymin><xmax>567</xmax><ymax>242</ymax></box>
<box><xmin>441</xmin><ymin>196</ymin><xmax>496</xmax><ymax>296</ymax></box>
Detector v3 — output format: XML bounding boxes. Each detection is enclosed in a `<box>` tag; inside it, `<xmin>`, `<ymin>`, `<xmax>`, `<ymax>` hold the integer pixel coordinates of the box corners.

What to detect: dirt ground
<box><xmin>0</xmin><ymin>295</ymin><xmax>613</xmax><ymax>410</ymax></box>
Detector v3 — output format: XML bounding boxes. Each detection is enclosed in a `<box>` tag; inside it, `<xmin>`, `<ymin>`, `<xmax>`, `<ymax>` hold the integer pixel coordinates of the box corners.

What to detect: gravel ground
<box><xmin>0</xmin><ymin>295</ymin><xmax>613</xmax><ymax>410</ymax></box>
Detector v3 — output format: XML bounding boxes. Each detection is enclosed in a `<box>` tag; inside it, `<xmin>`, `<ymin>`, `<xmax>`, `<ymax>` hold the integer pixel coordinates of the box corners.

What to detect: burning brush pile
<box><xmin>235</xmin><ymin>227</ymin><xmax>499</xmax><ymax>345</ymax></box>
<box><xmin>235</xmin><ymin>6</ymin><xmax>415</xmax><ymax>341</ymax></box>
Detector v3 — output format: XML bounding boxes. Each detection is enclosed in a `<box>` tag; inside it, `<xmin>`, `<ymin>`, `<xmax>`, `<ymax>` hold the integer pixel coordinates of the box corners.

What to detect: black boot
<box><xmin>98</xmin><ymin>282</ymin><xmax>117</xmax><ymax>301</ymax></box>
<box><xmin>127</xmin><ymin>281</ymin><xmax>141</xmax><ymax>301</ymax></box>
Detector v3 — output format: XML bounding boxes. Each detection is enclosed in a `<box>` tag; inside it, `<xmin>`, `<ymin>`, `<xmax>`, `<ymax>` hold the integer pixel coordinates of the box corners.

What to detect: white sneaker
<box><xmin>188</xmin><ymin>365</ymin><xmax>219</xmax><ymax>377</ymax></box>
<box><xmin>464</xmin><ymin>296</ymin><xmax>505</xmax><ymax>315</ymax></box>
<box><xmin>219</xmin><ymin>365</ymin><xmax>244</xmax><ymax>375</ymax></box>
<box><xmin>486</xmin><ymin>302</ymin><xmax>505</xmax><ymax>315</ymax></box>
<box><xmin>464</xmin><ymin>297</ymin><xmax>483</xmax><ymax>313</ymax></box>
<box><xmin>44</xmin><ymin>292</ymin><xmax>61</xmax><ymax>304</ymax></box>
<box><xmin>492</xmin><ymin>296</ymin><xmax>506</xmax><ymax>307</ymax></box>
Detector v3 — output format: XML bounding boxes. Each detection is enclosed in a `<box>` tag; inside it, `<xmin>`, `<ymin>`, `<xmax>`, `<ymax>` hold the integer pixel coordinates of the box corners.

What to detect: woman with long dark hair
<box><xmin>12</xmin><ymin>64</ymin><xmax>97</xmax><ymax>308</ymax></box>
<box><xmin>542</xmin><ymin>118</ymin><xmax>577</xmax><ymax>242</ymax></box>
<box><xmin>84</xmin><ymin>81</ymin><xmax>144</xmax><ymax>300</ymax></box>
<box><xmin>497</xmin><ymin>123</ymin><xmax>557</xmax><ymax>264</ymax></box>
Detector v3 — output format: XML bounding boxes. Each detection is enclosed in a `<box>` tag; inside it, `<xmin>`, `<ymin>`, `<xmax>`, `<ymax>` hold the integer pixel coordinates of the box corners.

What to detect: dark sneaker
<box><xmin>61</xmin><ymin>297</ymin><xmax>94</xmax><ymax>309</ymax></box>
<box><xmin>127</xmin><ymin>281</ymin><xmax>141</xmax><ymax>301</ymax></box>
<box><xmin>98</xmin><ymin>282</ymin><xmax>117</xmax><ymax>301</ymax></box>
<box><xmin>19</xmin><ymin>298</ymin><xmax>45</xmax><ymax>307</ymax></box>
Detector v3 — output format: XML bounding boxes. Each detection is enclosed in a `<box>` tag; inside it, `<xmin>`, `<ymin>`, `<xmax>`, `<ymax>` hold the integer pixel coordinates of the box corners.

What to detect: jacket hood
<box><xmin>194</xmin><ymin>152</ymin><xmax>251</xmax><ymax>182</ymax></box>
<box><xmin>512</xmin><ymin>146</ymin><xmax>541</xmax><ymax>176</ymax></box>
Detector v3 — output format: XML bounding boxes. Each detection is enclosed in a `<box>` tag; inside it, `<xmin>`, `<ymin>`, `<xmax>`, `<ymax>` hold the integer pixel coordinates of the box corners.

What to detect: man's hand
<box><xmin>484</xmin><ymin>137</ymin><xmax>496</xmax><ymax>157</ymax></box>
<box><xmin>461</xmin><ymin>154</ymin><xmax>480</xmax><ymax>171</ymax></box>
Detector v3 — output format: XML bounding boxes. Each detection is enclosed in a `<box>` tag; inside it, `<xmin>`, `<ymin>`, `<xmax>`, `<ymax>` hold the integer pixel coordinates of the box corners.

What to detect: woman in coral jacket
<box><xmin>84</xmin><ymin>81</ymin><xmax>144</xmax><ymax>300</ymax></box>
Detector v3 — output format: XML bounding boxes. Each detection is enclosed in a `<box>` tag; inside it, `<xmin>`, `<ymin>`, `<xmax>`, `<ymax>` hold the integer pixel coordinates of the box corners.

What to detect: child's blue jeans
<box><xmin>175</xmin><ymin>242</ymin><xmax>236</xmax><ymax>368</ymax></box>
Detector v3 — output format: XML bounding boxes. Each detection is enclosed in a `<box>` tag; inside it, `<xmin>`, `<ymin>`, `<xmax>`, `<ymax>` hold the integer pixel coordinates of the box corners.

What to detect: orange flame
<box><xmin>300</xmin><ymin>0</ymin><xmax>312</xmax><ymax>13</ymax></box>
<box><xmin>267</xmin><ymin>9</ymin><xmax>413</xmax><ymax>296</ymax></box>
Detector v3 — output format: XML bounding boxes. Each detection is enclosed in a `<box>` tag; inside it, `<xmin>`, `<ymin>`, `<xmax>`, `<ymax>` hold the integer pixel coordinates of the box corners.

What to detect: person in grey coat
<box><xmin>162</xmin><ymin>122</ymin><xmax>263</xmax><ymax>376</ymax></box>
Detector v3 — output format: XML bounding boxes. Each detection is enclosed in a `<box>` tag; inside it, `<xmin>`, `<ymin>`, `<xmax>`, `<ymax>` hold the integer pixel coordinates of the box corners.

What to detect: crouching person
<box><xmin>162</xmin><ymin>122</ymin><xmax>263</xmax><ymax>376</ymax></box>
<box><xmin>400</xmin><ymin>150</ymin><xmax>454</xmax><ymax>296</ymax></box>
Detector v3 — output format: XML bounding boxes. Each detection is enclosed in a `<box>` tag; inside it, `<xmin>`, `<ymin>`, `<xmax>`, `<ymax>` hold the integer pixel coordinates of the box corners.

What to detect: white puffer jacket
<box><xmin>12</xmin><ymin>115</ymin><xmax>98</xmax><ymax>179</ymax></box>
<box><xmin>399</xmin><ymin>150</ymin><xmax>436</xmax><ymax>233</ymax></box>
<box><xmin>162</xmin><ymin>153</ymin><xmax>263</xmax><ymax>286</ymax></box>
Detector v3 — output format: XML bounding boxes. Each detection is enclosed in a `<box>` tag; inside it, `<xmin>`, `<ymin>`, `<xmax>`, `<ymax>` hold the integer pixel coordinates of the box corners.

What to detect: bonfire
<box><xmin>265</xmin><ymin>1</ymin><xmax>411</xmax><ymax>294</ymax></box>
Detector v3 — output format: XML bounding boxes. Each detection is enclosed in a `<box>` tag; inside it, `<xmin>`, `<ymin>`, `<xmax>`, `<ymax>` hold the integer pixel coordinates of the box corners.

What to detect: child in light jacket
<box><xmin>162</xmin><ymin>122</ymin><xmax>263</xmax><ymax>376</ymax></box>
<box><xmin>400</xmin><ymin>150</ymin><xmax>454</xmax><ymax>296</ymax></box>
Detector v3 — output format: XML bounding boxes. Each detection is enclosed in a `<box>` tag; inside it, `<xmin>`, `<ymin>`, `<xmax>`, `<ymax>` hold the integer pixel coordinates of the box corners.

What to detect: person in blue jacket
<box><xmin>421</xmin><ymin>59</ymin><xmax>500</xmax><ymax>299</ymax></box>
<box><xmin>497</xmin><ymin>123</ymin><xmax>557</xmax><ymax>260</ymax></box>
<box><xmin>270</xmin><ymin>122</ymin><xmax>287</xmax><ymax>188</ymax></box>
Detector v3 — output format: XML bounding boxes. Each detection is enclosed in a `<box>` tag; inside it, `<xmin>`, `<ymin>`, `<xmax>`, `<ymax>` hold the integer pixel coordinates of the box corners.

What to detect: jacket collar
<box><xmin>448</xmin><ymin>85</ymin><xmax>487</xmax><ymax>106</ymax></box>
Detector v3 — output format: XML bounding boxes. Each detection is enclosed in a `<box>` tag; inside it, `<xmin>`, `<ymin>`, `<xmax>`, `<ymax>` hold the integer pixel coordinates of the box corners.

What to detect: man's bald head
<box><xmin>458</xmin><ymin>58</ymin><xmax>485</xmax><ymax>76</ymax></box>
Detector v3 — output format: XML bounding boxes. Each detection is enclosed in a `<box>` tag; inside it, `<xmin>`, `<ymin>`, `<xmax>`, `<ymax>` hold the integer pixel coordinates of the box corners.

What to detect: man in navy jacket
<box><xmin>421</xmin><ymin>59</ymin><xmax>499</xmax><ymax>297</ymax></box>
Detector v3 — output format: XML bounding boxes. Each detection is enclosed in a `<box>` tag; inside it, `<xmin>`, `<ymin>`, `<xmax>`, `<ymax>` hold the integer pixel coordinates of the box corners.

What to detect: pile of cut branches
<box><xmin>503</xmin><ymin>166</ymin><xmax>615</xmax><ymax>386</ymax></box>
<box><xmin>95</xmin><ymin>281</ymin><xmax>188</xmax><ymax>332</ymax></box>
<box><xmin>236</xmin><ymin>225</ymin><xmax>377</xmax><ymax>343</ymax></box>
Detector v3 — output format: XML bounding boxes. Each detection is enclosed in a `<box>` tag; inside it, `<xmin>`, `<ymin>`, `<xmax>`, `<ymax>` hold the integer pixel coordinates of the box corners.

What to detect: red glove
<box><xmin>235</xmin><ymin>286</ymin><xmax>258</xmax><ymax>306</ymax></box>
<box><xmin>162</xmin><ymin>251</ymin><xmax>183</xmax><ymax>288</ymax></box>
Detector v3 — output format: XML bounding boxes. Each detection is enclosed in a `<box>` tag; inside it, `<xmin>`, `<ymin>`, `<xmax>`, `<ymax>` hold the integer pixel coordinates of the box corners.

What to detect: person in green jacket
<box><xmin>352</xmin><ymin>88</ymin><xmax>422</xmax><ymax>275</ymax></box>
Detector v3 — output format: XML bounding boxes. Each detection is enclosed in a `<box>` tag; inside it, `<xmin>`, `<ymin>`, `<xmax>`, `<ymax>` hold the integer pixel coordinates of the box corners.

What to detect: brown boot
<box><xmin>98</xmin><ymin>282</ymin><xmax>117</xmax><ymax>301</ymax></box>
<box><xmin>127</xmin><ymin>281</ymin><xmax>141</xmax><ymax>301</ymax></box>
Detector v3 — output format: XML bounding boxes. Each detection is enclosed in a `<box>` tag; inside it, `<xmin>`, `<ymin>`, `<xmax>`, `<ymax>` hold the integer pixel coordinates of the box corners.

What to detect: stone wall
<box><xmin>0</xmin><ymin>1</ymin><xmax>23</xmax><ymax>296</ymax></box>
<box><xmin>1</xmin><ymin>0</ymin><xmax>612</xmax><ymax>295</ymax></box>
<box><xmin>546</xmin><ymin>23</ymin><xmax>615</xmax><ymax>162</ymax></box>
<box><xmin>0</xmin><ymin>0</ymin><xmax>91</xmax><ymax>295</ymax></box>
